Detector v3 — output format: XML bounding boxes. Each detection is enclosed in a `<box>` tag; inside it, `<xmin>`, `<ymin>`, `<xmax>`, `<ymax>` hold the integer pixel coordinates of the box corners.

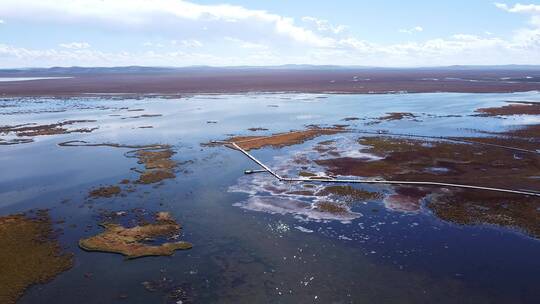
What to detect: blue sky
<box><xmin>1</xmin><ymin>0</ymin><xmax>540</xmax><ymax>67</ymax></box>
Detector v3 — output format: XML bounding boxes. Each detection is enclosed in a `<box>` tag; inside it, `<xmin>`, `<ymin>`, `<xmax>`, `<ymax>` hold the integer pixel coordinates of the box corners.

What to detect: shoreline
<box><xmin>2</xmin><ymin>90</ymin><xmax>540</xmax><ymax>99</ymax></box>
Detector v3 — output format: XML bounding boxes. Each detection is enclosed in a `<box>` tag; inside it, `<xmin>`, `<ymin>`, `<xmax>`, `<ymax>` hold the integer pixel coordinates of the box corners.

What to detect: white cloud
<box><xmin>399</xmin><ymin>26</ymin><xmax>424</xmax><ymax>34</ymax></box>
<box><xmin>1</xmin><ymin>1</ymin><xmax>540</xmax><ymax>67</ymax></box>
<box><xmin>0</xmin><ymin>43</ymin><xmax>286</xmax><ymax>68</ymax></box>
<box><xmin>4</xmin><ymin>28</ymin><xmax>539</xmax><ymax>68</ymax></box>
<box><xmin>174</xmin><ymin>39</ymin><xmax>204</xmax><ymax>48</ymax></box>
<box><xmin>495</xmin><ymin>3</ymin><xmax>540</xmax><ymax>26</ymax></box>
<box><xmin>3</xmin><ymin>0</ymin><xmax>333</xmax><ymax>47</ymax></box>
<box><xmin>142</xmin><ymin>41</ymin><xmax>165</xmax><ymax>48</ymax></box>
<box><xmin>0</xmin><ymin>19</ymin><xmax>4</xmax><ymax>24</ymax></box>
<box><xmin>495</xmin><ymin>2</ymin><xmax>540</xmax><ymax>49</ymax></box>
<box><xmin>495</xmin><ymin>3</ymin><xmax>540</xmax><ymax>13</ymax></box>
<box><xmin>224</xmin><ymin>37</ymin><xmax>268</xmax><ymax>49</ymax></box>
<box><xmin>59</xmin><ymin>42</ymin><xmax>91</xmax><ymax>49</ymax></box>
<box><xmin>301</xmin><ymin>16</ymin><xmax>347</xmax><ymax>34</ymax></box>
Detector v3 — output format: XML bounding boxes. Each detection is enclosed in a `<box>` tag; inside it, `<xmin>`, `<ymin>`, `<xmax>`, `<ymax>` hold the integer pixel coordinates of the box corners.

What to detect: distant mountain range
<box><xmin>1</xmin><ymin>65</ymin><xmax>540</xmax><ymax>76</ymax></box>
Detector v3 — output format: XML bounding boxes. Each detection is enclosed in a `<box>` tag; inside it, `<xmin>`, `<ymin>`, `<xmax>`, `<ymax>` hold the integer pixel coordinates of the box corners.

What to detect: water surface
<box><xmin>1</xmin><ymin>92</ymin><xmax>539</xmax><ymax>303</ymax></box>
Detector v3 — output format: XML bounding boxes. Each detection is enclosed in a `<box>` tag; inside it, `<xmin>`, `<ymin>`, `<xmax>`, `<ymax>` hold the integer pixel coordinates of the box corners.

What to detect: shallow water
<box><xmin>0</xmin><ymin>77</ymin><xmax>73</xmax><ymax>82</ymax></box>
<box><xmin>1</xmin><ymin>92</ymin><xmax>539</xmax><ymax>303</ymax></box>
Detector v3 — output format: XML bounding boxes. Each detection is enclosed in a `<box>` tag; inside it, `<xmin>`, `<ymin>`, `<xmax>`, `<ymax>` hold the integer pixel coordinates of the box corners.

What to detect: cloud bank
<box><xmin>0</xmin><ymin>1</ymin><xmax>539</xmax><ymax>67</ymax></box>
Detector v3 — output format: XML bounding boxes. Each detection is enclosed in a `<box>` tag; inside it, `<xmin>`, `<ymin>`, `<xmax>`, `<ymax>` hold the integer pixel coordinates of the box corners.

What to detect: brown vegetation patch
<box><xmin>317</xmin><ymin>185</ymin><xmax>383</xmax><ymax>203</ymax></box>
<box><xmin>247</xmin><ymin>127</ymin><xmax>269</xmax><ymax>132</ymax></box>
<box><xmin>299</xmin><ymin>171</ymin><xmax>317</xmax><ymax>177</ymax></box>
<box><xmin>428</xmin><ymin>191</ymin><xmax>540</xmax><ymax>237</ymax></box>
<box><xmin>320</xmin><ymin>136</ymin><xmax>540</xmax><ymax>189</ymax></box>
<box><xmin>137</xmin><ymin>150</ymin><xmax>175</xmax><ymax>170</ymax></box>
<box><xmin>476</xmin><ymin>101</ymin><xmax>540</xmax><ymax>116</ymax></box>
<box><xmin>286</xmin><ymin>190</ymin><xmax>315</xmax><ymax>196</ymax></box>
<box><xmin>58</xmin><ymin>141</ymin><xmax>168</xmax><ymax>149</ymax></box>
<box><xmin>124</xmin><ymin>114</ymin><xmax>163</xmax><ymax>119</ymax></box>
<box><xmin>89</xmin><ymin>186</ymin><xmax>121</xmax><ymax>198</ymax></box>
<box><xmin>79</xmin><ymin>212</ymin><xmax>192</xmax><ymax>259</ymax></box>
<box><xmin>315</xmin><ymin>136</ymin><xmax>540</xmax><ymax>237</ymax></box>
<box><xmin>368</xmin><ymin>112</ymin><xmax>419</xmax><ymax>125</ymax></box>
<box><xmin>501</xmin><ymin>124</ymin><xmax>540</xmax><ymax>140</ymax></box>
<box><xmin>0</xmin><ymin>211</ymin><xmax>73</xmax><ymax>304</ymax></box>
<box><xmin>315</xmin><ymin>202</ymin><xmax>349</xmax><ymax>214</ymax></box>
<box><xmin>463</xmin><ymin>134</ymin><xmax>539</xmax><ymax>152</ymax></box>
<box><xmin>223</xmin><ymin>127</ymin><xmax>344</xmax><ymax>151</ymax></box>
<box><xmin>317</xmin><ymin>140</ymin><xmax>336</xmax><ymax>145</ymax></box>
<box><xmin>0</xmin><ymin>120</ymin><xmax>97</xmax><ymax>137</ymax></box>
<box><xmin>137</xmin><ymin>170</ymin><xmax>175</xmax><ymax>184</ymax></box>
<box><xmin>134</xmin><ymin>149</ymin><xmax>177</xmax><ymax>184</ymax></box>
<box><xmin>0</xmin><ymin>138</ymin><xmax>34</xmax><ymax>145</ymax></box>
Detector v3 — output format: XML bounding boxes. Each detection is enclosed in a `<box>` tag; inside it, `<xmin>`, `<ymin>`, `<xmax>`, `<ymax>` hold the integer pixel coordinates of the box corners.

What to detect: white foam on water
<box><xmin>235</xmin><ymin>196</ymin><xmax>362</xmax><ymax>223</ymax></box>
<box><xmin>295</xmin><ymin>226</ymin><xmax>314</xmax><ymax>233</ymax></box>
<box><xmin>229</xmin><ymin>134</ymin><xmax>381</xmax><ymax>224</ymax></box>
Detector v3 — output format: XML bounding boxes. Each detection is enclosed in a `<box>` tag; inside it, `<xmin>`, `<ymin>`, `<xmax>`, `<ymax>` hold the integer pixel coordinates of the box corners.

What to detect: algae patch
<box><xmin>0</xmin><ymin>211</ymin><xmax>73</xmax><ymax>304</ymax></box>
<box><xmin>79</xmin><ymin>212</ymin><xmax>192</xmax><ymax>259</ymax></box>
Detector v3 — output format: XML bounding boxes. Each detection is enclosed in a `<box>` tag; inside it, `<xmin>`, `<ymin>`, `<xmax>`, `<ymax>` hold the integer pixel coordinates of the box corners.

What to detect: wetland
<box><xmin>0</xmin><ymin>92</ymin><xmax>539</xmax><ymax>303</ymax></box>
